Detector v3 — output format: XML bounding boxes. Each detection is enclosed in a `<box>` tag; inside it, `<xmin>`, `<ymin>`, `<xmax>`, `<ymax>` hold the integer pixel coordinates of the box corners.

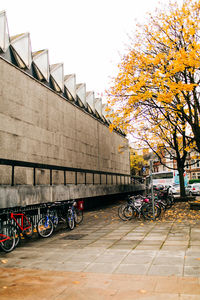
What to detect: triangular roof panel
<box><xmin>64</xmin><ymin>74</ymin><xmax>76</xmax><ymax>100</ymax></box>
<box><xmin>76</xmin><ymin>83</ymin><xmax>86</xmax><ymax>106</ymax></box>
<box><xmin>33</xmin><ymin>49</ymin><xmax>50</xmax><ymax>82</ymax></box>
<box><xmin>50</xmin><ymin>63</ymin><xmax>64</xmax><ymax>92</ymax></box>
<box><xmin>10</xmin><ymin>32</ymin><xmax>32</xmax><ymax>69</ymax></box>
<box><xmin>86</xmin><ymin>91</ymin><xmax>95</xmax><ymax>111</ymax></box>
<box><xmin>0</xmin><ymin>11</ymin><xmax>10</xmax><ymax>52</ymax></box>
<box><xmin>95</xmin><ymin>98</ymin><xmax>102</xmax><ymax>116</ymax></box>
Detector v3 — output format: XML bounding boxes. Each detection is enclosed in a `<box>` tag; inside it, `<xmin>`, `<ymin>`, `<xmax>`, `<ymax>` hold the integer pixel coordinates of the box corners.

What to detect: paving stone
<box><xmin>185</xmin><ymin>257</ymin><xmax>200</xmax><ymax>266</ymax></box>
<box><xmin>185</xmin><ymin>250</ymin><xmax>200</xmax><ymax>257</ymax></box>
<box><xmin>161</xmin><ymin>245</ymin><xmax>188</xmax><ymax>251</ymax></box>
<box><xmin>130</xmin><ymin>249</ymin><xmax>158</xmax><ymax>256</ymax></box>
<box><xmin>152</xmin><ymin>256</ymin><xmax>184</xmax><ymax>265</ymax></box>
<box><xmin>122</xmin><ymin>255</ymin><xmax>154</xmax><ymax>265</ymax></box>
<box><xmin>114</xmin><ymin>263</ymin><xmax>150</xmax><ymax>275</ymax></box>
<box><xmin>148</xmin><ymin>265</ymin><xmax>183</xmax><ymax>276</ymax></box>
<box><xmin>135</xmin><ymin>245</ymin><xmax>162</xmax><ymax>250</ymax></box>
<box><xmin>164</xmin><ymin>240</ymin><xmax>189</xmax><ymax>245</ymax></box>
<box><xmin>84</xmin><ymin>262</ymin><xmax>119</xmax><ymax>273</ymax></box>
<box><xmin>184</xmin><ymin>266</ymin><xmax>200</xmax><ymax>277</ymax></box>
<box><xmin>139</xmin><ymin>240</ymin><xmax>163</xmax><ymax>245</ymax></box>
<box><xmin>93</xmin><ymin>255</ymin><xmax>125</xmax><ymax>264</ymax></box>
<box><xmin>156</xmin><ymin>250</ymin><xmax>185</xmax><ymax>257</ymax></box>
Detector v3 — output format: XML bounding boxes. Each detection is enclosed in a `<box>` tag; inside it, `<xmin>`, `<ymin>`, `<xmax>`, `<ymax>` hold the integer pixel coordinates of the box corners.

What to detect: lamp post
<box><xmin>149</xmin><ymin>160</ymin><xmax>155</xmax><ymax>220</ymax></box>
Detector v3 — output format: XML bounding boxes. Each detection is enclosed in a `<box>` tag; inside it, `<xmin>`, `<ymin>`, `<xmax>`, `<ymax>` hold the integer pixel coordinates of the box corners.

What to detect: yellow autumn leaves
<box><xmin>106</xmin><ymin>0</ymin><xmax>200</xmax><ymax>156</ymax></box>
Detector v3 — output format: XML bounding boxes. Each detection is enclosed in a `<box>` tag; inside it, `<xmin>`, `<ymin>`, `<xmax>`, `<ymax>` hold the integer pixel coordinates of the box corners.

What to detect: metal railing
<box><xmin>0</xmin><ymin>158</ymin><xmax>131</xmax><ymax>186</ymax></box>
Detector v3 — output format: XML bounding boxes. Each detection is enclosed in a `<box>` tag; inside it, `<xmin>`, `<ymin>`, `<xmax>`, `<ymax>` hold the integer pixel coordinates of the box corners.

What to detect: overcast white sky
<box><xmin>1</xmin><ymin>0</ymin><xmax>183</xmax><ymax>101</ymax></box>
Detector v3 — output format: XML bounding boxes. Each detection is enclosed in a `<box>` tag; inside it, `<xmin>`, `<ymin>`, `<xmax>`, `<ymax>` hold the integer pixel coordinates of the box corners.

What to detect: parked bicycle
<box><xmin>118</xmin><ymin>195</ymin><xmax>161</xmax><ymax>221</ymax></box>
<box><xmin>37</xmin><ymin>200</ymin><xmax>84</xmax><ymax>238</ymax></box>
<box><xmin>0</xmin><ymin>223</ymin><xmax>16</xmax><ymax>253</ymax></box>
<box><xmin>0</xmin><ymin>209</ymin><xmax>33</xmax><ymax>252</ymax></box>
<box><xmin>65</xmin><ymin>200</ymin><xmax>83</xmax><ymax>230</ymax></box>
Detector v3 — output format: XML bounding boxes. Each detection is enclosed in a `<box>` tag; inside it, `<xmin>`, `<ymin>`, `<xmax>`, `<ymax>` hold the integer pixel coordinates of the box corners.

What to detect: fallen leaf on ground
<box><xmin>139</xmin><ymin>290</ymin><xmax>147</xmax><ymax>294</ymax></box>
<box><xmin>1</xmin><ymin>259</ymin><xmax>8</xmax><ymax>264</ymax></box>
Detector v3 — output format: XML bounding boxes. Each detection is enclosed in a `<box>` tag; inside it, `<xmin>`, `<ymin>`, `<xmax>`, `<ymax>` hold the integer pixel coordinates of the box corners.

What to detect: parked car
<box><xmin>168</xmin><ymin>184</ymin><xmax>180</xmax><ymax>197</ymax></box>
<box><xmin>185</xmin><ymin>183</ymin><xmax>200</xmax><ymax>196</ymax></box>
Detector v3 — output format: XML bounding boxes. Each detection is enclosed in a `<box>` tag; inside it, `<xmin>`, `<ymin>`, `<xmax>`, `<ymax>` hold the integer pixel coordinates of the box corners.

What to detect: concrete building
<box><xmin>0</xmin><ymin>11</ymin><xmax>142</xmax><ymax>209</ymax></box>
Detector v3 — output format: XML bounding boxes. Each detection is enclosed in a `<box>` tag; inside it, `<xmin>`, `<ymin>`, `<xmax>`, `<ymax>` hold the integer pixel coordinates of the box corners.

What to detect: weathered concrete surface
<box><xmin>0</xmin><ymin>183</ymin><xmax>145</xmax><ymax>209</ymax></box>
<box><xmin>0</xmin><ymin>57</ymin><xmax>130</xmax><ymax>185</ymax></box>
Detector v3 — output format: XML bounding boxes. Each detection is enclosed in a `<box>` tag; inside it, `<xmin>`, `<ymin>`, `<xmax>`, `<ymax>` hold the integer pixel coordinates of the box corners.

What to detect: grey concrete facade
<box><xmin>0</xmin><ymin>183</ymin><xmax>144</xmax><ymax>209</ymax></box>
<box><xmin>0</xmin><ymin>57</ymin><xmax>130</xmax><ymax>186</ymax></box>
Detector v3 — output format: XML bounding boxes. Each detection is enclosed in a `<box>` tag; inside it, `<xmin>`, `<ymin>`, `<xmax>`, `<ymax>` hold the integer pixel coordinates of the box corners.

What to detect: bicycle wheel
<box><xmin>67</xmin><ymin>211</ymin><xmax>75</xmax><ymax>230</ymax></box>
<box><xmin>142</xmin><ymin>204</ymin><xmax>161</xmax><ymax>220</ymax></box>
<box><xmin>75</xmin><ymin>208</ymin><xmax>83</xmax><ymax>224</ymax></box>
<box><xmin>23</xmin><ymin>215</ymin><xmax>34</xmax><ymax>238</ymax></box>
<box><xmin>123</xmin><ymin>206</ymin><xmax>136</xmax><ymax>220</ymax></box>
<box><xmin>37</xmin><ymin>217</ymin><xmax>54</xmax><ymax>238</ymax></box>
<box><xmin>0</xmin><ymin>224</ymin><xmax>16</xmax><ymax>253</ymax></box>
<box><xmin>118</xmin><ymin>204</ymin><xmax>130</xmax><ymax>221</ymax></box>
<box><xmin>14</xmin><ymin>226</ymin><xmax>20</xmax><ymax>248</ymax></box>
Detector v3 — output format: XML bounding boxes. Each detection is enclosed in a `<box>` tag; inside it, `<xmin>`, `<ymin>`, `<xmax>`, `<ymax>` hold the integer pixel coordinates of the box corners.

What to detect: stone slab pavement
<box><xmin>0</xmin><ymin>201</ymin><xmax>200</xmax><ymax>299</ymax></box>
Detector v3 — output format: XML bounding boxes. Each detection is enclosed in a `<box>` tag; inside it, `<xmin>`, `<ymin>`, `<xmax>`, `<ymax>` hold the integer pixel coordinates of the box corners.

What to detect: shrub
<box><xmin>189</xmin><ymin>179</ymin><xmax>200</xmax><ymax>184</ymax></box>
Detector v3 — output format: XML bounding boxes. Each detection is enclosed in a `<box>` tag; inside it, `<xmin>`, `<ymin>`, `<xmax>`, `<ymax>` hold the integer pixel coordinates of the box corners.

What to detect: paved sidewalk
<box><xmin>1</xmin><ymin>267</ymin><xmax>200</xmax><ymax>300</ymax></box>
<box><xmin>0</xmin><ymin>201</ymin><xmax>200</xmax><ymax>299</ymax></box>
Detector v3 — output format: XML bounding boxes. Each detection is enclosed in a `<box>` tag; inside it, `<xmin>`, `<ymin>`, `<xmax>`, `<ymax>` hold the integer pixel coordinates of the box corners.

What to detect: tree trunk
<box><xmin>178</xmin><ymin>168</ymin><xmax>186</xmax><ymax>197</ymax></box>
<box><xmin>191</xmin><ymin>125</ymin><xmax>200</xmax><ymax>154</ymax></box>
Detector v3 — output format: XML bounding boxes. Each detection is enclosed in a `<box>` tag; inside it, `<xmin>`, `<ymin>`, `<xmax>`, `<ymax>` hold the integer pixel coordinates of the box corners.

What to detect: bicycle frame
<box><xmin>0</xmin><ymin>233</ymin><xmax>10</xmax><ymax>242</ymax></box>
<box><xmin>10</xmin><ymin>212</ymin><xmax>31</xmax><ymax>231</ymax></box>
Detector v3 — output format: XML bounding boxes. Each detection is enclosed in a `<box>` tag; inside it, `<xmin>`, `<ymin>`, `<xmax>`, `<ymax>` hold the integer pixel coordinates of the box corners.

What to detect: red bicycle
<box><xmin>0</xmin><ymin>211</ymin><xmax>33</xmax><ymax>252</ymax></box>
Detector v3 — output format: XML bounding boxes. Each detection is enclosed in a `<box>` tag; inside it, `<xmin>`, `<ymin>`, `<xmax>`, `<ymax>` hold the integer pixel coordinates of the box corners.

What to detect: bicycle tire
<box><xmin>0</xmin><ymin>224</ymin><xmax>16</xmax><ymax>253</ymax></box>
<box><xmin>14</xmin><ymin>226</ymin><xmax>20</xmax><ymax>248</ymax></box>
<box><xmin>118</xmin><ymin>204</ymin><xmax>129</xmax><ymax>221</ymax></box>
<box><xmin>23</xmin><ymin>215</ymin><xmax>34</xmax><ymax>238</ymax></box>
<box><xmin>75</xmin><ymin>208</ymin><xmax>83</xmax><ymax>224</ymax></box>
<box><xmin>37</xmin><ymin>217</ymin><xmax>54</xmax><ymax>238</ymax></box>
<box><xmin>67</xmin><ymin>212</ymin><xmax>75</xmax><ymax>230</ymax></box>
<box><xmin>141</xmin><ymin>204</ymin><xmax>161</xmax><ymax>220</ymax></box>
<box><xmin>123</xmin><ymin>206</ymin><xmax>134</xmax><ymax>220</ymax></box>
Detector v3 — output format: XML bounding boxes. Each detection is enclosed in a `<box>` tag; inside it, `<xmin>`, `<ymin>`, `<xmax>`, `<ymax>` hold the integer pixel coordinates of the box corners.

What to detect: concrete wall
<box><xmin>0</xmin><ymin>184</ymin><xmax>145</xmax><ymax>209</ymax></box>
<box><xmin>0</xmin><ymin>57</ymin><xmax>130</xmax><ymax>185</ymax></box>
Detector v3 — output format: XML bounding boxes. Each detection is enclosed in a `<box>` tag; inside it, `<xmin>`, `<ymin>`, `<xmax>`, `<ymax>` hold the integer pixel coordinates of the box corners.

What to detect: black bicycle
<box><xmin>118</xmin><ymin>195</ymin><xmax>161</xmax><ymax>221</ymax></box>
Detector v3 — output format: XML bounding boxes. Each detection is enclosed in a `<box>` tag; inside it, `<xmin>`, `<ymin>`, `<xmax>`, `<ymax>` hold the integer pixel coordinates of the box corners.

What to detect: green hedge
<box><xmin>189</xmin><ymin>179</ymin><xmax>200</xmax><ymax>184</ymax></box>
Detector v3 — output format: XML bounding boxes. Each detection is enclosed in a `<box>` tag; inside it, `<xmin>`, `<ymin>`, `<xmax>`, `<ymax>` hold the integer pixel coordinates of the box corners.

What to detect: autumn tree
<box><xmin>129</xmin><ymin>148</ymin><xmax>146</xmax><ymax>176</ymax></box>
<box><xmin>139</xmin><ymin>107</ymin><xmax>189</xmax><ymax>196</ymax></box>
<box><xmin>107</xmin><ymin>0</ymin><xmax>200</xmax><ymax>195</ymax></box>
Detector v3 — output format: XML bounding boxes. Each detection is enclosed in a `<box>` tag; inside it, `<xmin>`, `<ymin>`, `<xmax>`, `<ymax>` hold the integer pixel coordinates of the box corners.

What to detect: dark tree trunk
<box><xmin>178</xmin><ymin>167</ymin><xmax>186</xmax><ymax>197</ymax></box>
<box><xmin>192</xmin><ymin>125</ymin><xmax>200</xmax><ymax>154</ymax></box>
